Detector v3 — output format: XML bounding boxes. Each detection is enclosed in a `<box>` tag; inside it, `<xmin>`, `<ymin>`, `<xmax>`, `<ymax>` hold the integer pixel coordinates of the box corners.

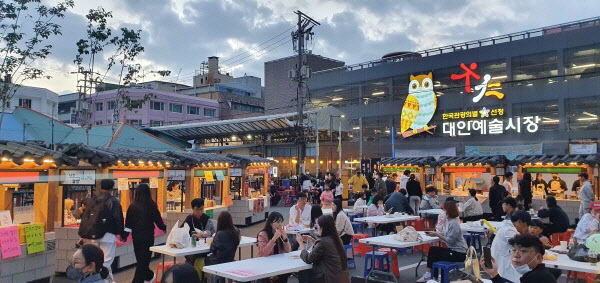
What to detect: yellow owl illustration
<box><xmin>401</xmin><ymin>72</ymin><xmax>437</xmax><ymax>134</ymax></box>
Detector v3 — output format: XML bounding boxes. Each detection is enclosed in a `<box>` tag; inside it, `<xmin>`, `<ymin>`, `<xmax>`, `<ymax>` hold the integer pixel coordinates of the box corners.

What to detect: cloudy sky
<box><xmin>24</xmin><ymin>0</ymin><xmax>600</xmax><ymax>94</ymax></box>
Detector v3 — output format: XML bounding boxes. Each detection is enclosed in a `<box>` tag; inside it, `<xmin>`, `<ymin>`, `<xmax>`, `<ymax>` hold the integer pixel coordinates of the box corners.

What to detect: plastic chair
<box><xmin>366</xmin><ymin>227</ymin><xmax>376</xmax><ymax>237</ymax></box>
<box><xmin>432</xmin><ymin>261</ymin><xmax>460</xmax><ymax>283</ymax></box>
<box><xmin>363</xmin><ymin>251</ymin><xmax>390</xmax><ymax>277</ymax></box>
<box><xmin>351</xmin><ymin>222</ymin><xmax>362</xmax><ymax>234</ymax></box>
<box><xmin>406</xmin><ymin>219</ymin><xmax>426</xmax><ymax>231</ymax></box>
<box><xmin>344</xmin><ymin>244</ymin><xmax>356</xmax><ymax>268</ymax></box>
<box><xmin>377</xmin><ymin>248</ymin><xmax>400</xmax><ymax>277</ymax></box>
<box><xmin>550</xmin><ymin>231</ymin><xmax>571</xmax><ymax>246</ymax></box>
<box><xmin>463</xmin><ymin>233</ymin><xmax>483</xmax><ymax>253</ymax></box>
<box><xmin>353</xmin><ymin>234</ymin><xmax>370</xmax><ymax>256</ymax></box>
<box><xmin>155</xmin><ymin>262</ymin><xmax>175</xmax><ymax>283</ymax></box>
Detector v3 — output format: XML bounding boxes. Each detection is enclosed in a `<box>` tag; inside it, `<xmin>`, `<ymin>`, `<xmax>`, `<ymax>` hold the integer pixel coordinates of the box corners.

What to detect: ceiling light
<box><xmin>332</xmin><ymin>97</ymin><xmax>343</xmax><ymax>101</ymax></box>
<box><xmin>372</xmin><ymin>91</ymin><xmax>385</xmax><ymax>96</ymax></box>
<box><xmin>491</xmin><ymin>75</ymin><xmax>507</xmax><ymax>80</ymax></box>
<box><xmin>583</xmin><ymin>112</ymin><xmax>597</xmax><ymax>118</ymax></box>
<box><xmin>577</xmin><ymin>117</ymin><xmax>598</xmax><ymax>121</ymax></box>
<box><xmin>352</xmin><ymin>126</ymin><xmax>360</xmax><ymax>130</ymax></box>
<box><xmin>573</xmin><ymin>63</ymin><xmax>596</xmax><ymax>69</ymax></box>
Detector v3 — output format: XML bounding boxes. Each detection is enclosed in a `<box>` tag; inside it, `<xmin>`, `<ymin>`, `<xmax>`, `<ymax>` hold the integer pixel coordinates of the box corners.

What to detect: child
<box><xmin>529</xmin><ymin>219</ymin><xmax>551</xmax><ymax>249</ymax></box>
<box><xmin>573</xmin><ymin>202</ymin><xmax>600</xmax><ymax>243</ymax></box>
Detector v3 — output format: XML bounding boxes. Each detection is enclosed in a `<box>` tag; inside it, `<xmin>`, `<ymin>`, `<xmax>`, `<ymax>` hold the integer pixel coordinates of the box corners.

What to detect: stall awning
<box><xmin>0</xmin><ymin>140</ymin><xmax>78</xmax><ymax>166</ymax></box>
<box><xmin>380</xmin><ymin>156</ymin><xmax>436</xmax><ymax>167</ymax></box>
<box><xmin>437</xmin><ymin>155</ymin><xmax>509</xmax><ymax>166</ymax></box>
<box><xmin>226</xmin><ymin>154</ymin><xmax>276</xmax><ymax>166</ymax></box>
<box><xmin>510</xmin><ymin>154</ymin><xmax>600</xmax><ymax>166</ymax></box>
<box><xmin>166</xmin><ymin>151</ymin><xmax>239</xmax><ymax>167</ymax></box>
<box><xmin>59</xmin><ymin>144</ymin><xmax>179</xmax><ymax>167</ymax></box>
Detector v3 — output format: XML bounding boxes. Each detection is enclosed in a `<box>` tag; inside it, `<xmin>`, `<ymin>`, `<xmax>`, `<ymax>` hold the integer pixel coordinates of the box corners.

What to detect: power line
<box><xmin>220</xmin><ymin>25</ymin><xmax>295</xmax><ymax>64</ymax></box>
<box><xmin>221</xmin><ymin>38</ymin><xmax>292</xmax><ymax>73</ymax></box>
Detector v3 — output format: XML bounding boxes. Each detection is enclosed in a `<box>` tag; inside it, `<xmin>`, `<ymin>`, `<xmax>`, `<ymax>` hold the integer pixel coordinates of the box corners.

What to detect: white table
<box><xmin>544</xmin><ymin>251</ymin><xmax>600</xmax><ymax>274</ymax></box>
<box><xmin>150</xmin><ymin>236</ymin><xmax>257</xmax><ymax>273</ymax></box>
<box><xmin>360</xmin><ymin>232</ymin><xmax>441</xmax><ymax>281</ymax></box>
<box><xmin>354</xmin><ymin>214</ymin><xmax>420</xmax><ymax>235</ymax></box>
<box><xmin>419</xmin><ymin>208</ymin><xmax>444</xmax><ymax>215</ymax></box>
<box><xmin>285</xmin><ymin>227</ymin><xmax>315</xmax><ymax>235</ymax></box>
<box><xmin>203</xmin><ymin>250</ymin><xmax>312</xmax><ymax>282</ymax></box>
<box><xmin>460</xmin><ymin>221</ymin><xmax>502</xmax><ymax>233</ymax></box>
<box><xmin>322</xmin><ymin>208</ymin><xmax>333</xmax><ymax>215</ymax></box>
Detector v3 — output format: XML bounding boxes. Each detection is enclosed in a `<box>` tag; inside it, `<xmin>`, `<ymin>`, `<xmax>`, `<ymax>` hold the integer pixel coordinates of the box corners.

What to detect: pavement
<box><xmin>54</xmin><ymin>203</ymin><xmax>570</xmax><ymax>283</ymax></box>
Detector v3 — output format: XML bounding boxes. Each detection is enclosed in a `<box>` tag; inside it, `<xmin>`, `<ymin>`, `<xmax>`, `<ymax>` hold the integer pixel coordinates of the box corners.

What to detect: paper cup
<box><xmin>206</xmin><ymin>237</ymin><xmax>213</xmax><ymax>245</ymax></box>
<box><xmin>560</xmin><ymin>241</ymin><xmax>567</xmax><ymax>249</ymax></box>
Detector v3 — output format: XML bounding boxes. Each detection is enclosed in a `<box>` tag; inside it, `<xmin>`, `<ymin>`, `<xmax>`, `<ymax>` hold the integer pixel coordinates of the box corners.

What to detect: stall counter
<box><xmin>230</xmin><ymin>196</ymin><xmax>270</xmax><ymax>226</ymax></box>
<box><xmin>0</xmin><ymin>232</ymin><xmax>56</xmax><ymax>282</ymax></box>
<box><xmin>165</xmin><ymin>205</ymin><xmax>230</xmax><ymax>234</ymax></box>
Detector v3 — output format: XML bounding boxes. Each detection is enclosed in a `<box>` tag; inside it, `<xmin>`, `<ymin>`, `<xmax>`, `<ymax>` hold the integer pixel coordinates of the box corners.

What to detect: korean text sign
<box><xmin>25</xmin><ymin>224</ymin><xmax>45</xmax><ymax>254</ymax></box>
<box><xmin>0</xmin><ymin>226</ymin><xmax>21</xmax><ymax>259</ymax></box>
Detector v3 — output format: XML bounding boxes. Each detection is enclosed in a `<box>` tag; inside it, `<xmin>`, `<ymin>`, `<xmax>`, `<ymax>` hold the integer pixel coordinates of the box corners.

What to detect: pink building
<box><xmin>90</xmin><ymin>87</ymin><xmax>219</xmax><ymax>127</ymax></box>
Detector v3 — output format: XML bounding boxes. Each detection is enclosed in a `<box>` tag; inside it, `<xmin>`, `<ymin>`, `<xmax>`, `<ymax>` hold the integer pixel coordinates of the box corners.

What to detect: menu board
<box><xmin>62</xmin><ymin>170</ymin><xmax>96</xmax><ymax>185</ymax></box>
<box><xmin>13</xmin><ymin>206</ymin><xmax>34</xmax><ymax>224</ymax></box>
<box><xmin>168</xmin><ymin>170</ymin><xmax>185</xmax><ymax>181</ymax></box>
<box><xmin>215</xmin><ymin>171</ymin><xmax>225</xmax><ymax>181</ymax></box>
<box><xmin>205</xmin><ymin>171</ymin><xmax>214</xmax><ymax>182</ymax></box>
<box><xmin>223</xmin><ymin>195</ymin><xmax>233</xmax><ymax>207</ymax></box>
<box><xmin>149</xmin><ymin>177</ymin><xmax>159</xmax><ymax>188</ymax></box>
<box><xmin>0</xmin><ymin>226</ymin><xmax>21</xmax><ymax>259</ymax></box>
<box><xmin>24</xmin><ymin>224</ymin><xmax>45</xmax><ymax>254</ymax></box>
<box><xmin>0</xmin><ymin>210</ymin><xmax>12</xmax><ymax>226</ymax></box>
<box><xmin>230</xmin><ymin>168</ymin><xmax>243</xmax><ymax>177</ymax></box>
<box><xmin>118</xmin><ymin>178</ymin><xmax>128</xmax><ymax>191</ymax></box>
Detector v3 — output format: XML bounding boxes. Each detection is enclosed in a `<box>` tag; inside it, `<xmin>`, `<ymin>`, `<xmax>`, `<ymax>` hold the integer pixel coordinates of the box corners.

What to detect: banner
<box><xmin>0</xmin><ymin>226</ymin><xmax>21</xmax><ymax>259</ymax></box>
<box><xmin>394</xmin><ymin>147</ymin><xmax>456</xmax><ymax>159</ymax></box>
<box><xmin>465</xmin><ymin>144</ymin><xmax>542</xmax><ymax>159</ymax></box>
<box><xmin>25</xmin><ymin>224</ymin><xmax>45</xmax><ymax>254</ymax></box>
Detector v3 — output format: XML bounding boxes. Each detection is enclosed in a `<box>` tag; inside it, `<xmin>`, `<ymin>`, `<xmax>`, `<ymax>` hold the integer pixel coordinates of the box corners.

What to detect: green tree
<box><xmin>0</xmin><ymin>0</ymin><xmax>74</xmax><ymax>136</ymax></box>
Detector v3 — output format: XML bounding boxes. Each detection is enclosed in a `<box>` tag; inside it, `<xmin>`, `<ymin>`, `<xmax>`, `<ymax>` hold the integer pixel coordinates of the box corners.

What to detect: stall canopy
<box><xmin>380</xmin><ymin>156</ymin><xmax>436</xmax><ymax>167</ymax></box>
<box><xmin>436</xmin><ymin>155</ymin><xmax>509</xmax><ymax>166</ymax></box>
<box><xmin>58</xmin><ymin>143</ymin><xmax>179</xmax><ymax>167</ymax></box>
<box><xmin>0</xmin><ymin>140</ymin><xmax>78</xmax><ymax>166</ymax></box>
<box><xmin>226</xmin><ymin>154</ymin><xmax>276</xmax><ymax>166</ymax></box>
<box><xmin>166</xmin><ymin>151</ymin><xmax>239</xmax><ymax>167</ymax></box>
<box><xmin>510</xmin><ymin>154</ymin><xmax>600</xmax><ymax>166</ymax></box>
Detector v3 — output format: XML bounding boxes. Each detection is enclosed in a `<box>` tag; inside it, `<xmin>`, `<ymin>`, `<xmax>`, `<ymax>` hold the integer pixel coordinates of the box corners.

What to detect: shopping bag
<box><xmin>464</xmin><ymin>246</ymin><xmax>481</xmax><ymax>280</ymax></box>
<box><xmin>393</xmin><ymin>226</ymin><xmax>422</xmax><ymax>242</ymax></box>
<box><xmin>166</xmin><ymin>220</ymin><xmax>191</xmax><ymax>249</ymax></box>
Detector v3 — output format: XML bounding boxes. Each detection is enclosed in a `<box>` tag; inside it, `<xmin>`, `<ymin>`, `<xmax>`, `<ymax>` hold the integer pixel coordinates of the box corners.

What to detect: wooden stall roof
<box><xmin>437</xmin><ymin>155</ymin><xmax>509</xmax><ymax>166</ymax></box>
<box><xmin>380</xmin><ymin>156</ymin><xmax>436</xmax><ymax>167</ymax></box>
<box><xmin>510</xmin><ymin>154</ymin><xmax>600</xmax><ymax>166</ymax></box>
<box><xmin>59</xmin><ymin>143</ymin><xmax>179</xmax><ymax>167</ymax></box>
<box><xmin>0</xmin><ymin>140</ymin><xmax>78</xmax><ymax>166</ymax></box>
<box><xmin>226</xmin><ymin>154</ymin><xmax>276</xmax><ymax>166</ymax></box>
<box><xmin>166</xmin><ymin>151</ymin><xmax>239</xmax><ymax>167</ymax></box>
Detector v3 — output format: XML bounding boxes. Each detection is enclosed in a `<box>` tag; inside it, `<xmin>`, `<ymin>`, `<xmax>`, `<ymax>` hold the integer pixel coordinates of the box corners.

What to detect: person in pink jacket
<box><xmin>257</xmin><ymin>212</ymin><xmax>291</xmax><ymax>283</ymax></box>
<box><xmin>320</xmin><ymin>184</ymin><xmax>335</xmax><ymax>208</ymax></box>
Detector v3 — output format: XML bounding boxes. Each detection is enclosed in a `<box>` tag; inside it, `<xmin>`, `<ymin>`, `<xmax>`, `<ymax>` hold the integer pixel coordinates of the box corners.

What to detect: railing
<box><xmin>314</xmin><ymin>16</ymin><xmax>600</xmax><ymax>75</ymax></box>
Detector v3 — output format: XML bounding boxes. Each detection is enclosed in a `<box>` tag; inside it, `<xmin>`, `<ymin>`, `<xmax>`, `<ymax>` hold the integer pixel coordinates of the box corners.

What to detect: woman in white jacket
<box><xmin>332</xmin><ymin>199</ymin><xmax>354</xmax><ymax>245</ymax></box>
<box><xmin>460</xmin><ymin>189</ymin><xmax>483</xmax><ymax>221</ymax></box>
<box><xmin>574</xmin><ymin>202</ymin><xmax>600</xmax><ymax>243</ymax></box>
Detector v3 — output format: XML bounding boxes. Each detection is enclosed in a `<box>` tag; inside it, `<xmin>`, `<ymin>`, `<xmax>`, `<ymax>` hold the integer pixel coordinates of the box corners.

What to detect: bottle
<box><xmin>568</xmin><ymin>237</ymin><xmax>574</xmax><ymax>249</ymax></box>
<box><xmin>191</xmin><ymin>233</ymin><xmax>197</xmax><ymax>247</ymax></box>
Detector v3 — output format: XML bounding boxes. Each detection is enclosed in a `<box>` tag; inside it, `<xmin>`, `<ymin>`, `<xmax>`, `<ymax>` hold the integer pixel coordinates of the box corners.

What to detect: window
<box><xmin>126</xmin><ymin>119</ymin><xmax>142</xmax><ymax>126</ymax></box>
<box><xmin>95</xmin><ymin>102</ymin><xmax>103</xmax><ymax>111</ymax></box>
<box><xmin>168</xmin><ymin>121</ymin><xmax>180</xmax><ymax>125</ymax></box>
<box><xmin>513</xmin><ymin>100</ymin><xmax>558</xmax><ymax>131</ymax></box>
<box><xmin>150</xmin><ymin>120</ymin><xmax>164</xmax><ymax>127</ymax></box>
<box><xmin>566</xmin><ymin>97</ymin><xmax>600</xmax><ymax>131</ymax></box>
<box><xmin>204</xmin><ymin>108</ymin><xmax>216</xmax><ymax>117</ymax></box>
<box><xmin>131</xmin><ymin>100</ymin><xmax>143</xmax><ymax>109</ymax></box>
<box><xmin>95</xmin><ymin>121</ymin><xmax>103</xmax><ymax>125</ymax></box>
<box><xmin>231</xmin><ymin>103</ymin><xmax>265</xmax><ymax>113</ymax></box>
<box><xmin>5</xmin><ymin>101</ymin><xmax>10</xmax><ymax>108</ymax></box>
<box><xmin>564</xmin><ymin>43</ymin><xmax>600</xmax><ymax>80</ymax></box>
<box><xmin>18</xmin><ymin>98</ymin><xmax>32</xmax><ymax>108</ymax></box>
<box><xmin>170</xmin><ymin>103</ymin><xmax>183</xmax><ymax>113</ymax></box>
<box><xmin>107</xmin><ymin>101</ymin><xmax>116</xmax><ymax>110</ymax></box>
<box><xmin>187</xmin><ymin>106</ymin><xmax>200</xmax><ymax>115</ymax></box>
<box><xmin>150</xmin><ymin>101</ymin><xmax>164</xmax><ymax>111</ymax></box>
<box><xmin>511</xmin><ymin>51</ymin><xmax>557</xmax><ymax>85</ymax></box>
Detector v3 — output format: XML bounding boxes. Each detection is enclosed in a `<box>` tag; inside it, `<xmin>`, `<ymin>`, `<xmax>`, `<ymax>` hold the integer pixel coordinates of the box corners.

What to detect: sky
<box><xmin>21</xmin><ymin>0</ymin><xmax>600</xmax><ymax>94</ymax></box>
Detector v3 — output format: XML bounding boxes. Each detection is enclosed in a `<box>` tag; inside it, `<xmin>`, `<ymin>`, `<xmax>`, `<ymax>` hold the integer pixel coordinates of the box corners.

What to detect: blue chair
<box><xmin>463</xmin><ymin>233</ymin><xmax>483</xmax><ymax>253</ymax></box>
<box><xmin>395</xmin><ymin>247</ymin><xmax>414</xmax><ymax>255</ymax></box>
<box><xmin>363</xmin><ymin>251</ymin><xmax>389</xmax><ymax>277</ymax></box>
<box><xmin>344</xmin><ymin>244</ymin><xmax>356</xmax><ymax>268</ymax></box>
<box><xmin>366</xmin><ymin>227</ymin><xmax>376</xmax><ymax>237</ymax></box>
<box><xmin>351</xmin><ymin>222</ymin><xmax>362</xmax><ymax>234</ymax></box>
<box><xmin>432</xmin><ymin>261</ymin><xmax>460</xmax><ymax>283</ymax></box>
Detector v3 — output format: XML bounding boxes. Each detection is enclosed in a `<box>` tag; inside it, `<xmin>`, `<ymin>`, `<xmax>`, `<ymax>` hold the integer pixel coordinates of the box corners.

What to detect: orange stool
<box><xmin>155</xmin><ymin>262</ymin><xmax>175</xmax><ymax>283</ymax></box>
<box><xmin>550</xmin><ymin>231</ymin><xmax>571</xmax><ymax>246</ymax></box>
<box><xmin>424</xmin><ymin>219</ymin><xmax>435</xmax><ymax>230</ymax></box>
<box><xmin>377</xmin><ymin>248</ymin><xmax>400</xmax><ymax>277</ymax></box>
<box><xmin>353</xmin><ymin>234</ymin><xmax>370</xmax><ymax>256</ymax></box>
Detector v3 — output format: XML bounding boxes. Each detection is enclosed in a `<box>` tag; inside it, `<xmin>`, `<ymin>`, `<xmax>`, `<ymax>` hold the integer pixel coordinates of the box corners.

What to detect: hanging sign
<box><xmin>230</xmin><ymin>168</ymin><xmax>243</xmax><ymax>177</ymax></box>
<box><xmin>25</xmin><ymin>224</ymin><xmax>45</xmax><ymax>254</ymax></box>
<box><xmin>117</xmin><ymin>178</ymin><xmax>128</xmax><ymax>191</ymax></box>
<box><xmin>0</xmin><ymin>210</ymin><xmax>12</xmax><ymax>226</ymax></box>
<box><xmin>168</xmin><ymin>170</ymin><xmax>186</xmax><ymax>181</ymax></box>
<box><xmin>62</xmin><ymin>170</ymin><xmax>96</xmax><ymax>185</ymax></box>
<box><xmin>215</xmin><ymin>171</ymin><xmax>225</xmax><ymax>181</ymax></box>
<box><xmin>149</xmin><ymin>177</ymin><xmax>159</xmax><ymax>189</ymax></box>
<box><xmin>0</xmin><ymin>226</ymin><xmax>21</xmax><ymax>259</ymax></box>
<box><xmin>205</xmin><ymin>171</ymin><xmax>214</xmax><ymax>182</ymax></box>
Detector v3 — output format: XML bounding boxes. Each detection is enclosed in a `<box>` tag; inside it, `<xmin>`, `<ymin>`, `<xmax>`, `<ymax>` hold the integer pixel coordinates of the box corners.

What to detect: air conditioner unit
<box><xmin>288</xmin><ymin>69</ymin><xmax>297</xmax><ymax>79</ymax></box>
<box><xmin>81</xmin><ymin>102</ymin><xmax>89</xmax><ymax>110</ymax></box>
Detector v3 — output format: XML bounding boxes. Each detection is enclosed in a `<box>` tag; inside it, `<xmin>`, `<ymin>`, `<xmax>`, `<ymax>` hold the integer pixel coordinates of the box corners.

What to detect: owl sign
<box><xmin>400</xmin><ymin>72</ymin><xmax>437</xmax><ymax>138</ymax></box>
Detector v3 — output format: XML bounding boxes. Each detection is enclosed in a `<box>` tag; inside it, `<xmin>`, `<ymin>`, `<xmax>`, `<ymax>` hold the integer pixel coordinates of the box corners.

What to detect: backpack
<box><xmin>78</xmin><ymin>195</ymin><xmax>114</xmax><ymax>239</ymax></box>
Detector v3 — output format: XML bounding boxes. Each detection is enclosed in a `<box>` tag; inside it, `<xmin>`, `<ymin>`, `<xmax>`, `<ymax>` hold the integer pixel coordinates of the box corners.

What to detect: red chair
<box><xmin>406</xmin><ymin>219</ymin><xmax>426</xmax><ymax>231</ymax></box>
<box><xmin>353</xmin><ymin>234</ymin><xmax>370</xmax><ymax>256</ymax></box>
<box><xmin>550</xmin><ymin>229</ymin><xmax>574</xmax><ymax>246</ymax></box>
<box><xmin>155</xmin><ymin>262</ymin><xmax>175</xmax><ymax>283</ymax></box>
<box><xmin>377</xmin><ymin>248</ymin><xmax>400</xmax><ymax>277</ymax></box>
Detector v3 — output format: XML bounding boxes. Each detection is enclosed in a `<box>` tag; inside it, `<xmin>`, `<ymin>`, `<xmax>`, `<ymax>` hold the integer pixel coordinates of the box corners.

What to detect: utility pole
<box><xmin>291</xmin><ymin>10</ymin><xmax>319</xmax><ymax>175</ymax></box>
<box><xmin>72</xmin><ymin>70</ymin><xmax>102</xmax><ymax>127</ymax></box>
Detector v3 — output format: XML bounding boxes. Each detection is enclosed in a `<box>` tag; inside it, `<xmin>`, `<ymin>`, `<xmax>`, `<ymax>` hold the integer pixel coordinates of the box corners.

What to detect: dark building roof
<box><xmin>59</xmin><ymin>144</ymin><xmax>179</xmax><ymax>167</ymax></box>
<box><xmin>437</xmin><ymin>155</ymin><xmax>509</xmax><ymax>166</ymax></box>
<box><xmin>166</xmin><ymin>151</ymin><xmax>238</xmax><ymax>167</ymax></box>
<box><xmin>0</xmin><ymin>140</ymin><xmax>79</xmax><ymax>166</ymax></box>
<box><xmin>510</xmin><ymin>154</ymin><xmax>600</xmax><ymax>166</ymax></box>
<box><xmin>226</xmin><ymin>154</ymin><xmax>275</xmax><ymax>166</ymax></box>
<box><xmin>380</xmin><ymin>156</ymin><xmax>436</xmax><ymax>167</ymax></box>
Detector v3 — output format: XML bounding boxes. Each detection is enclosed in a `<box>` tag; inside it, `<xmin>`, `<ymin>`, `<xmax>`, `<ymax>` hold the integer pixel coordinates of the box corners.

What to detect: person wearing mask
<box><xmin>332</xmin><ymin>199</ymin><xmax>354</xmax><ymax>245</ymax></box>
<box><xmin>529</xmin><ymin>219</ymin><xmax>552</xmax><ymax>249</ymax></box>
<box><xmin>160</xmin><ymin>264</ymin><xmax>202</xmax><ymax>283</ymax></box>
<box><xmin>367</xmin><ymin>195</ymin><xmax>394</xmax><ymax>234</ymax></box>
<box><xmin>504</xmin><ymin>172</ymin><xmax>515</xmax><ymax>196</ymax></box>
<box><xmin>125</xmin><ymin>184</ymin><xmax>167</xmax><ymax>283</ymax></box>
<box><xmin>417</xmin><ymin>200</ymin><xmax>469</xmax><ymax>282</ymax></box>
<box><xmin>310</xmin><ymin>204</ymin><xmax>323</xmax><ymax>228</ymax></box>
<box><xmin>537</xmin><ymin>196</ymin><xmax>569</xmax><ymax>235</ymax></box>
<box><xmin>481</xmin><ymin>234</ymin><xmax>558</xmax><ymax>283</ymax></box>
<box><xmin>181</xmin><ymin>198</ymin><xmax>215</xmax><ymax>266</ymax></box>
<box><xmin>406</xmin><ymin>174</ymin><xmax>423</xmax><ymax>214</ymax></box>
<box><xmin>206</xmin><ymin>211</ymin><xmax>240</xmax><ymax>267</ymax></box>
<box><xmin>348</xmin><ymin>171</ymin><xmax>369</xmax><ymax>200</ymax></box>
<box><xmin>502</xmin><ymin>196</ymin><xmax>518</xmax><ymax>219</ymax></box>
<box><xmin>320</xmin><ymin>183</ymin><xmax>334</xmax><ymax>209</ymax></box>
<box><xmin>386</xmin><ymin>173</ymin><xmax>398</xmax><ymax>195</ymax></box>
<box><xmin>532</xmin><ymin>173</ymin><xmax>548</xmax><ymax>196</ymax></box>
<box><xmin>334</xmin><ymin>179</ymin><xmax>344</xmax><ymax>200</ymax></box>
<box><xmin>547</xmin><ymin>173</ymin><xmax>567</xmax><ymax>196</ymax></box>
<box><xmin>384</xmin><ymin>191</ymin><xmax>414</xmax><ymax>215</ymax></box>
<box><xmin>400</xmin><ymin>170</ymin><xmax>411</xmax><ymax>191</ymax></box>
<box><xmin>353</xmin><ymin>192</ymin><xmax>366</xmax><ymax>215</ymax></box>
<box><xmin>460</xmin><ymin>189</ymin><xmax>483</xmax><ymax>221</ymax></box>
<box><xmin>298</xmin><ymin>215</ymin><xmax>350</xmax><ymax>283</ymax></box>
<box><xmin>491</xmin><ymin>210</ymin><xmax>532</xmax><ymax>283</ymax></box>
<box><xmin>289</xmin><ymin>192</ymin><xmax>312</xmax><ymax>226</ymax></box>
<box><xmin>420</xmin><ymin>187</ymin><xmax>441</xmax><ymax>210</ymax></box>
<box><xmin>490</xmin><ymin>176</ymin><xmax>509</xmax><ymax>221</ymax></box>
<box><xmin>519</xmin><ymin>172</ymin><xmax>533</xmax><ymax>210</ymax></box>
<box><xmin>578</xmin><ymin>173</ymin><xmax>595</xmax><ymax>218</ymax></box>
<box><xmin>257</xmin><ymin>212</ymin><xmax>291</xmax><ymax>283</ymax></box>
<box><xmin>66</xmin><ymin>244</ymin><xmax>109</xmax><ymax>283</ymax></box>
<box><xmin>373</xmin><ymin>172</ymin><xmax>387</xmax><ymax>198</ymax></box>
<box><xmin>573</xmin><ymin>202</ymin><xmax>600</xmax><ymax>243</ymax></box>
<box><xmin>78</xmin><ymin>179</ymin><xmax>125</xmax><ymax>283</ymax></box>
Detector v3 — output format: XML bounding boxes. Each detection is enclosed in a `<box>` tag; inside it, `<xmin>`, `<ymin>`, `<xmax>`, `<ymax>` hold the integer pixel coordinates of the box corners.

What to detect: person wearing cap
<box><xmin>491</xmin><ymin>210</ymin><xmax>532</xmax><ymax>283</ymax></box>
<box><xmin>528</xmin><ymin>219</ymin><xmax>551</xmax><ymax>249</ymax></box>
<box><xmin>537</xmin><ymin>196</ymin><xmax>569</xmax><ymax>235</ymax></box>
<box><xmin>573</xmin><ymin>201</ymin><xmax>600</xmax><ymax>243</ymax></box>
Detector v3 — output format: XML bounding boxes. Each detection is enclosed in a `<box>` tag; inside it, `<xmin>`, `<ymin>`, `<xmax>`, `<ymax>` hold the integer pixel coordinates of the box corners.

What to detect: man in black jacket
<box><xmin>489</xmin><ymin>176</ymin><xmax>508</xmax><ymax>221</ymax></box>
<box><xmin>481</xmin><ymin>234</ymin><xmax>557</xmax><ymax>283</ymax></box>
<box><xmin>537</xmin><ymin>196</ymin><xmax>569</xmax><ymax>235</ymax></box>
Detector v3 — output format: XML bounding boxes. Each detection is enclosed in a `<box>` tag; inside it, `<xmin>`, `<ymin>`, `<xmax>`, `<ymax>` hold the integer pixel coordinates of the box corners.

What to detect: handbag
<box><xmin>464</xmin><ymin>246</ymin><xmax>481</xmax><ymax>281</ymax></box>
<box><xmin>448</xmin><ymin>269</ymin><xmax>484</xmax><ymax>283</ymax></box>
<box><xmin>393</xmin><ymin>226</ymin><xmax>422</xmax><ymax>242</ymax></box>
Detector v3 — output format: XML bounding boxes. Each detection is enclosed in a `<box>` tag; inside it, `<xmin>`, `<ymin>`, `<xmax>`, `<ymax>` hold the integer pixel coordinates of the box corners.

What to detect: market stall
<box><xmin>226</xmin><ymin>154</ymin><xmax>275</xmax><ymax>226</ymax></box>
<box><xmin>510</xmin><ymin>154</ymin><xmax>600</xmax><ymax>223</ymax></box>
<box><xmin>379</xmin><ymin>156</ymin><xmax>437</xmax><ymax>192</ymax></box>
<box><xmin>0</xmin><ymin>141</ymin><xmax>79</xmax><ymax>282</ymax></box>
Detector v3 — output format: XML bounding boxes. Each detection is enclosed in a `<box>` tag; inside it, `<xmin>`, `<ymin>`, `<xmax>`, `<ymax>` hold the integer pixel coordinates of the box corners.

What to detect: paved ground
<box><xmin>54</xmin><ymin>203</ymin><xmax>570</xmax><ymax>283</ymax></box>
